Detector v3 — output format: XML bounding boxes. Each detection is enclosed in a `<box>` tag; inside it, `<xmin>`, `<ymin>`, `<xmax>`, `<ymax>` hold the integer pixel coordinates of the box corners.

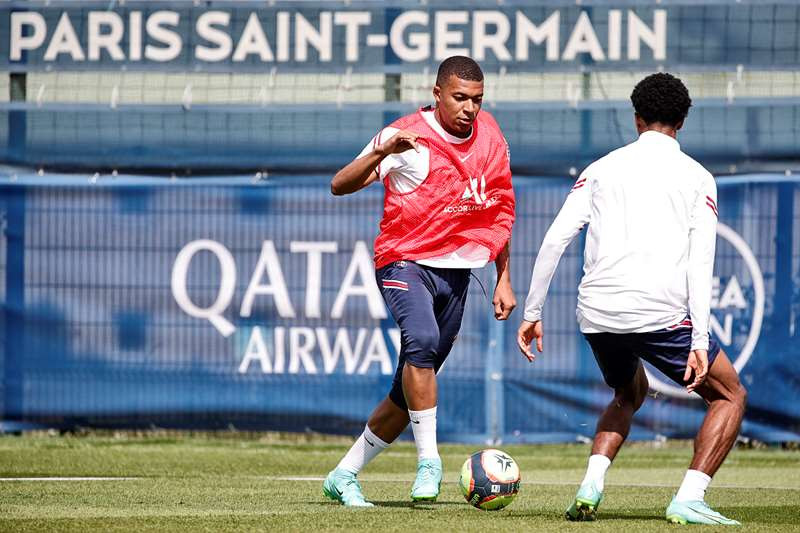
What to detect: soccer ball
<box><xmin>459</xmin><ymin>449</ymin><xmax>521</xmax><ymax>511</ymax></box>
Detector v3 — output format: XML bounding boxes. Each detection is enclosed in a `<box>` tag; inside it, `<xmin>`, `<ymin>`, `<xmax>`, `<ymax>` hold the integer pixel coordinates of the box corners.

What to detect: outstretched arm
<box><xmin>518</xmin><ymin>174</ymin><xmax>592</xmax><ymax>360</ymax></box>
<box><xmin>331</xmin><ymin>130</ymin><xmax>422</xmax><ymax>195</ymax></box>
<box><xmin>685</xmin><ymin>174</ymin><xmax>718</xmax><ymax>392</ymax></box>
<box><xmin>492</xmin><ymin>241</ymin><xmax>516</xmax><ymax>320</ymax></box>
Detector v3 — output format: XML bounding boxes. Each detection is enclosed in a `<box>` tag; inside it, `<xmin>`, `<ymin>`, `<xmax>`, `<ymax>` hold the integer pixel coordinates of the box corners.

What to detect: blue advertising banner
<box><xmin>1</xmin><ymin>173</ymin><xmax>798</xmax><ymax>442</ymax></box>
<box><xmin>2</xmin><ymin>1</ymin><xmax>799</xmax><ymax>72</ymax></box>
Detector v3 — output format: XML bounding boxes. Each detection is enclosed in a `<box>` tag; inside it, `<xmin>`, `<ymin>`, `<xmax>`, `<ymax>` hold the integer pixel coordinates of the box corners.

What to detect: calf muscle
<box><xmin>690</xmin><ymin>350</ymin><xmax>747</xmax><ymax>475</ymax></box>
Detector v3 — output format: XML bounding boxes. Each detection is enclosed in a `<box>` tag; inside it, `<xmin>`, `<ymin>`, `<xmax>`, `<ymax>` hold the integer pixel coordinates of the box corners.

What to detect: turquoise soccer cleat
<box><xmin>565</xmin><ymin>480</ymin><xmax>604</xmax><ymax>521</ymax></box>
<box><xmin>666</xmin><ymin>497</ymin><xmax>741</xmax><ymax>525</ymax></box>
<box><xmin>322</xmin><ymin>468</ymin><xmax>374</xmax><ymax>507</ymax></box>
<box><xmin>411</xmin><ymin>457</ymin><xmax>443</xmax><ymax>502</ymax></box>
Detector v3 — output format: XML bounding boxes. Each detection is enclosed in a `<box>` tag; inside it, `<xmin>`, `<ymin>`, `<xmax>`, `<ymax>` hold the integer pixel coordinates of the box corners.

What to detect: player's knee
<box><xmin>711</xmin><ymin>381</ymin><xmax>747</xmax><ymax>410</ymax></box>
<box><xmin>405</xmin><ymin>331</ymin><xmax>439</xmax><ymax>367</ymax></box>
<box><xmin>632</xmin><ymin>388</ymin><xmax>647</xmax><ymax>411</ymax></box>
<box><xmin>734</xmin><ymin>383</ymin><xmax>747</xmax><ymax>410</ymax></box>
<box><xmin>614</xmin><ymin>386</ymin><xmax>642</xmax><ymax>411</ymax></box>
<box><xmin>614</xmin><ymin>381</ymin><xmax>647</xmax><ymax>412</ymax></box>
<box><xmin>616</xmin><ymin>368</ymin><xmax>647</xmax><ymax>410</ymax></box>
<box><xmin>634</xmin><ymin>373</ymin><xmax>649</xmax><ymax>409</ymax></box>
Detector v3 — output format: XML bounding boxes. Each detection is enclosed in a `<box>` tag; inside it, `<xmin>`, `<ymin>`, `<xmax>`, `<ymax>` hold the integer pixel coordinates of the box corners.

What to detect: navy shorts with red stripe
<box><xmin>376</xmin><ymin>260</ymin><xmax>470</xmax><ymax>410</ymax></box>
<box><xmin>583</xmin><ymin>320</ymin><xmax>721</xmax><ymax>389</ymax></box>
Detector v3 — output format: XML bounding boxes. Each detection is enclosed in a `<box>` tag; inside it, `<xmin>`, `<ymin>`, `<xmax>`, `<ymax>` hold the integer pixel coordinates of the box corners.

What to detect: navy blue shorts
<box><xmin>376</xmin><ymin>261</ymin><xmax>470</xmax><ymax>410</ymax></box>
<box><xmin>583</xmin><ymin>322</ymin><xmax>721</xmax><ymax>389</ymax></box>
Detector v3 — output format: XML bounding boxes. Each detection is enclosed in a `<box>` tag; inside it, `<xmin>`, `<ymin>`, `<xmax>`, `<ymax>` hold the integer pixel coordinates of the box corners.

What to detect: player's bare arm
<box><xmin>330</xmin><ymin>130</ymin><xmax>422</xmax><ymax>195</ymax></box>
<box><xmin>492</xmin><ymin>241</ymin><xmax>516</xmax><ymax>320</ymax></box>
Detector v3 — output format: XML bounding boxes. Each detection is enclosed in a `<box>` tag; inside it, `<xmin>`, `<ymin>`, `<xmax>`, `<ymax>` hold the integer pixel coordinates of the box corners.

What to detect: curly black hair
<box><xmin>436</xmin><ymin>56</ymin><xmax>484</xmax><ymax>87</ymax></box>
<box><xmin>630</xmin><ymin>73</ymin><xmax>692</xmax><ymax>127</ymax></box>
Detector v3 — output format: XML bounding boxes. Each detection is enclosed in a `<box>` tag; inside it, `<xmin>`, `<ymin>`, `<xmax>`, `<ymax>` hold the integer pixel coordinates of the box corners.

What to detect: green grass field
<box><xmin>0</xmin><ymin>433</ymin><xmax>798</xmax><ymax>532</ymax></box>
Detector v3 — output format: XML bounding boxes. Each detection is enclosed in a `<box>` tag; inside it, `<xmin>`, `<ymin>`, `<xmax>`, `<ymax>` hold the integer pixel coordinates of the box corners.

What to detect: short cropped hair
<box><xmin>630</xmin><ymin>73</ymin><xmax>692</xmax><ymax>127</ymax></box>
<box><xmin>436</xmin><ymin>56</ymin><xmax>484</xmax><ymax>87</ymax></box>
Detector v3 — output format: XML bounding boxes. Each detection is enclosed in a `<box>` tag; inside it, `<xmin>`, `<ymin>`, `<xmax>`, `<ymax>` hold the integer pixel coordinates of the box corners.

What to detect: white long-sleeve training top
<box><xmin>523</xmin><ymin>130</ymin><xmax>718</xmax><ymax>351</ymax></box>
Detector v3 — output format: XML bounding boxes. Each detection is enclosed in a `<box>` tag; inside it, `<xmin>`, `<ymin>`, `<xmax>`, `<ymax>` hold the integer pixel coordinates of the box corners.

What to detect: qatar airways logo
<box><xmin>645</xmin><ymin>223</ymin><xmax>765</xmax><ymax>399</ymax></box>
<box><xmin>171</xmin><ymin>240</ymin><xmax>399</xmax><ymax>376</ymax></box>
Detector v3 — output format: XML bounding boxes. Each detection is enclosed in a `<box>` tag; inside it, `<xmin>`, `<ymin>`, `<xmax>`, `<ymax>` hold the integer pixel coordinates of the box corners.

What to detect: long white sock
<box><xmin>675</xmin><ymin>469</ymin><xmax>711</xmax><ymax>502</ymax></box>
<box><xmin>336</xmin><ymin>425</ymin><xmax>390</xmax><ymax>475</ymax></box>
<box><xmin>408</xmin><ymin>407</ymin><xmax>439</xmax><ymax>461</ymax></box>
<box><xmin>581</xmin><ymin>454</ymin><xmax>612</xmax><ymax>491</ymax></box>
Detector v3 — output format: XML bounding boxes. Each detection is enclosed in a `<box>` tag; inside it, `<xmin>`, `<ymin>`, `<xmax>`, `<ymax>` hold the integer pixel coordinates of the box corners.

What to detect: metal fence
<box><xmin>2</xmin><ymin>1</ymin><xmax>800</xmax><ymax>176</ymax></box>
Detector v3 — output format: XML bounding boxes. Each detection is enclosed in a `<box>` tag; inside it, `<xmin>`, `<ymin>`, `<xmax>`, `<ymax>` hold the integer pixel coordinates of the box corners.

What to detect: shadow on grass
<box><xmin>716</xmin><ymin>505</ymin><xmax>800</xmax><ymax>526</ymax></box>
<box><xmin>374</xmin><ymin>500</ymin><xmax>465</xmax><ymax>509</ymax></box>
<box><xmin>303</xmin><ymin>501</ymin><xmax>800</xmax><ymax>526</ymax></box>
<box><xmin>514</xmin><ymin>505</ymin><xmax>800</xmax><ymax>526</ymax></box>
<box><xmin>307</xmin><ymin>500</ymin><xmax>463</xmax><ymax>509</ymax></box>
<box><xmin>498</xmin><ymin>508</ymin><xmax>663</xmax><ymax>522</ymax></box>
<box><xmin>591</xmin><ymin>511</ymin><xmax>664</xmax><ymax>522</ymax></box>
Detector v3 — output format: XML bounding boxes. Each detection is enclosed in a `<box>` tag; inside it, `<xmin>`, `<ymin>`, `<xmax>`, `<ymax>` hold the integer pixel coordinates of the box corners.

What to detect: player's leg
<box><xmin>367</xmin><ymin>396</ymin><xmax>411</xmax><ymax>443</ymax></box>
<box><xmin>407</xmin><ymin>267</ymin><xmax>470</xmax><ymax>502</ymax></box>
<box><xmin>636</xmin><ymin>326</ymin><xmax>745</xmax><ymax>525</ymax></box>
<box><xmin>403</xmin><ymin>366</ymin><xmax>436</xmax><ymax>409</ymax></box>
<box><xmin>567</xmin><ymin>333</ymin><xmax>645</xmax><ymax>521</ymax></box>
<box><xmin>323</xmin><ymin>261</ymin><xmax>434</xmax><ymax>507</ymax></box>
<box><xmin>666</xmin><ymin>349</ymin><xmax>746</xmax><ymax>525</ymax></box>
<box><xmin>691</xmin><ymin>350</ymin><xmax>747</xmax><ymax>476</ymax></box>
<box><xmin>382</xmin><ymin>261</ymin><xmax>445</xmax><ymax>501</ymax></box>
<box><xmin>688</xmin><ymin>349</ymin><xmax>746</xmax><ymax>475</ymax></box>
<box><xmin>345</xmin><ymin>284</ymin><xmax>440</xmax><ymax>504</ymax></box>
<box><xmin>323</xmin><ymin>395</ymin><xmax>410</xmax><ymax>506</ymax></box>
<box><xmin>402</xmin><ymin>362</ymin><xmax>438</xmax><ymax>460</ymax></box>
<box><xmin>590</xmin><ymin>360</ymin><xmax>649</xmax><ymax>459</ymax></box>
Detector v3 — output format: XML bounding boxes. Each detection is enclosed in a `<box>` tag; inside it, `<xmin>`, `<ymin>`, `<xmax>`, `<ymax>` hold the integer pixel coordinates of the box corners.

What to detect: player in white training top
<box><xmin>517</xmin><ymin>73</ymin><xmax>746</xmax><ymax>526</ymax></box>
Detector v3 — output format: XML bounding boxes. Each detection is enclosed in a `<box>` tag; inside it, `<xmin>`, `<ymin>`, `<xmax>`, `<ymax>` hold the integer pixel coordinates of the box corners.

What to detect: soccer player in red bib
<box><xmin>517</xmin><ymin>73</ymin><xmax>746</xmax><ymax>525</ymax></box>
<box><xmin>322</xmin><ymin>56</ymin><xmax>516</xmax><ymax>507</ymax></box>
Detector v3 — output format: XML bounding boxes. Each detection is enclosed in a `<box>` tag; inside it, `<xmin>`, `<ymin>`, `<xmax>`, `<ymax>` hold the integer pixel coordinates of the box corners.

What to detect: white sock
<box><xmin>408</xmin><ymin>407</ymin><xmax>439</xmax><ymax>461</ymax></box>
<box><xmin>581</xmin><ymin>454</ymin><xmax>612</xmax><ymax>492</ymax></box>
<box><xmin>675</xmin><ymin>469</ymin><xmax>712</xmax><ymax>502</ymax></box>
<box><xmin>336</xmin><ymin>425</ymin><xmax>390</xmax><ymax>475</ymax></box>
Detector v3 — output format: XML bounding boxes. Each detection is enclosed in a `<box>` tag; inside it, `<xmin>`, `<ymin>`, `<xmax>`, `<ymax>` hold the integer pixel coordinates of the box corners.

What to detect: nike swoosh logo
<box><xmin>458</xmin><ymin>153</ymin><xmax>473</xmax><ymax>163</ymax></box>
<box><xmin>365</xmin><ymin>437</ymin><xmax>375</xmax><ymax>447</ymax></box>
<box><xmin>411</xmin><ymin>420</ymin><xmax>420</xmax><ymax>424</ymax></box>
<box><xmin>690</xmin><ymin>508</ymin><xmax>726</xmax><ymax>523</ymax></box>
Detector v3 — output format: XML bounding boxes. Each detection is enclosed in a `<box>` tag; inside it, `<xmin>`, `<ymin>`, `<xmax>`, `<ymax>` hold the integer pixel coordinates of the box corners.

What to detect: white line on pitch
<box><xmin>0</xmin><ymin>477</ymin><xmax>138</xmax><ymax>481</ymax></box>
<box><xmin>264</xmin><ymin>476</ymin><xmax>800</xmax><ymax>491</ymax></box>
<box><xmin>3</xmin><ymin>476</ymin><xmax>796</xmax><ymax>492</ymax></box>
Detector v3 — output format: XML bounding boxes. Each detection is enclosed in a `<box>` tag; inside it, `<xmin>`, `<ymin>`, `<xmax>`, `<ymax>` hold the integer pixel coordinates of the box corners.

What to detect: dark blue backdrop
<box><xmin>1</xmin><ymin>173</ymin><xmax>798</xmax><ymax>442</ymax></box>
